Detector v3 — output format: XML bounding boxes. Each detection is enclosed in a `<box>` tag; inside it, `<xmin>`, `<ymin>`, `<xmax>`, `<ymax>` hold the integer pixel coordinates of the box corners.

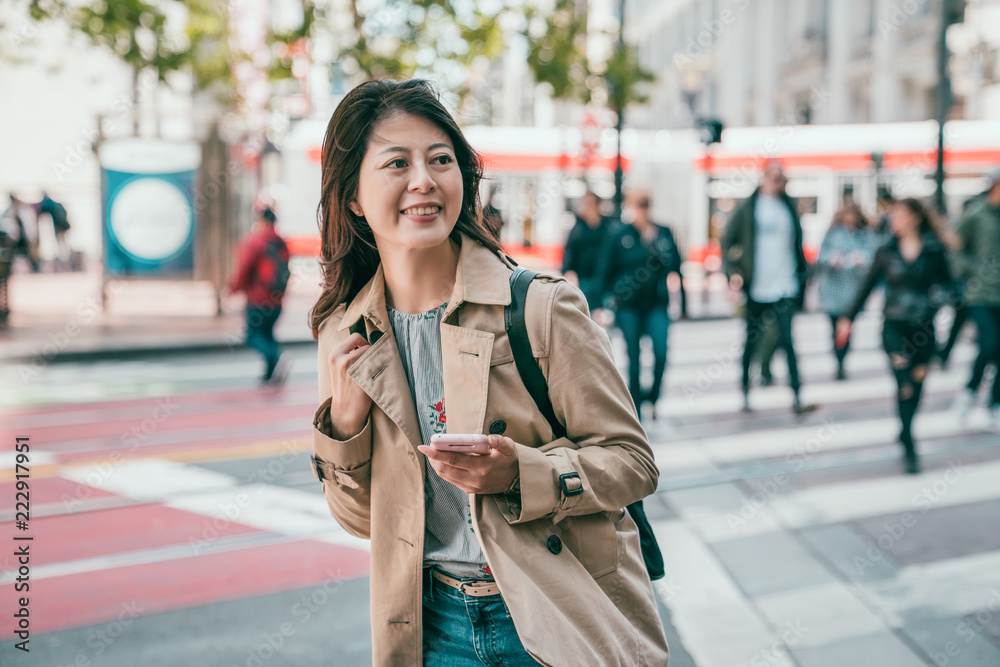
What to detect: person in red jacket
<box><xmin>228</xmin><ymin>207</ymin><xmax>291</xmax><ymax>385</ymax></box>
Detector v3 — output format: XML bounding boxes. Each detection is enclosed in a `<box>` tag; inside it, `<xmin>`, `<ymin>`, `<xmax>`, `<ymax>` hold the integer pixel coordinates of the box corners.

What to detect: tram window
<box><xmin>798</xmin><ymin>196</ymin><xmax>818</xmax><ymax>215</ymax></box>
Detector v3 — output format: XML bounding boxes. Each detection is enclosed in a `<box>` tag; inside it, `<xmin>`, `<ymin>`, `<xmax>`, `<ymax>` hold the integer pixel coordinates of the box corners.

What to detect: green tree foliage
<box><xmin>19</xmin><ymin>0</ymin><xmax>234</xmax><ymax>104</ymax></box>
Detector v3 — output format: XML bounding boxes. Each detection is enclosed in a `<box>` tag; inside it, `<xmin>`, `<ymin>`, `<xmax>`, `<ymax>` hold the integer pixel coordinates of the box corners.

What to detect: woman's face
<box><xmin>889</xmin><ymin>203</ymin><xmax>917</xmax><ymax>237</ymax></box>
<box><xmin>351</xmin><ymin>112</ymin><xmax>464</xmax><ymax>252</ymax></box>
<box><xmin>842</xmin><ymin>210</ymin><xmax>858</xmax><ymax>229</ymax></box>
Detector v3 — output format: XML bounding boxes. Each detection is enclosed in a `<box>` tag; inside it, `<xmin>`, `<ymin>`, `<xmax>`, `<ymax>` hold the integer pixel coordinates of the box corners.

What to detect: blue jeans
<box><xmin>246</xmin><ymin>305</ymin><xmax>281</xmax><ymax>380</ymax></box>
<box><xmin>616</xmin><ymin>306</ymin><xmax>670</xmax><ymax>409</ymax></box>
<box><xmin>422</xmin><ymin>569</ymin><xmax>538</xmax><ymax>666</ymax></box>
<box><xmin>967</xmin><ymin>305</ymin><xmax>1000</xmax><ymax>406</ymax></box>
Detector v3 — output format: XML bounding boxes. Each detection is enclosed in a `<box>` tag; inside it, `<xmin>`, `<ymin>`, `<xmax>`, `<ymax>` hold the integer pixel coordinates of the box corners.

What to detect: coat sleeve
<box><xmin>844</xmin><ymin>247</ymin><xmax>885</xmax><ymax>322</ymax></box>
<box><xmin>500</xmin><ymin>280</ymin><xmax>659</xmax><ymax>525</ymax></box>
<box><xmin>312</xmin><ymin>313</ymin><xmax>374</xmax><ymax>539</ymax></box>
<box><xmin>560</xmin><ymin>220</ymin><xmax>580</xmax><ymax>274</ymax></box>
<box><xmin>721</xmin><ymin>203</ymin><xmax>747</xmax><ymax>280</ymax></box>
<box><xmin>228</xmin><ymin>237</ymin><xmax>256</xmax><ymax>295</ymax></box>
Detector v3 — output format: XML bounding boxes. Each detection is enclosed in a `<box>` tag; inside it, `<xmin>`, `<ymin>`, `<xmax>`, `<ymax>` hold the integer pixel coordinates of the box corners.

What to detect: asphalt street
<box><xmin>2</xmin><ymin>311</ymin><xmax>998</xmax><ymax>667</ymax></box>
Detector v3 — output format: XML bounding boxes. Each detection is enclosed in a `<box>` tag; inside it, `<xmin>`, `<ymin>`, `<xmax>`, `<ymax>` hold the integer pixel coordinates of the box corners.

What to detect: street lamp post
<box><xmin>613</xmin><ymin>0</ymin><xmax>625</xmax><ymax>217</ymax></box>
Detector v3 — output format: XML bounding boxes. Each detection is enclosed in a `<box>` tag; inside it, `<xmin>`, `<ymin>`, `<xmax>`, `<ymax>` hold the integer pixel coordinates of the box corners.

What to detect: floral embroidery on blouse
<box><xmin>428</xmin><ymin>399</ymin><xmax>447</xmax><ymax>434</ymax></box>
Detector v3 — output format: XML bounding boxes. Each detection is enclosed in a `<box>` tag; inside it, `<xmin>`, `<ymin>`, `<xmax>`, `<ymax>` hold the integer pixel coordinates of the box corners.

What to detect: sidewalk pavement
<box><xmin>0</xmin><ymin>265</ymin><xmax>736</xmax><ymax>365</ymax></box>
<box><xmin>0</xmin><ymin>267</ymin><xmax>321</xmax><ymax>364</ymax></box>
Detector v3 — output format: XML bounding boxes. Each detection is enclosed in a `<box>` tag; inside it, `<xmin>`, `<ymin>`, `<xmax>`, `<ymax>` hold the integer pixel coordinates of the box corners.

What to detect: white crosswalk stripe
<box><xmin>640</xmin><ymin>310</ymin><xmax>1000</xmax><ymax>667</ymax></box>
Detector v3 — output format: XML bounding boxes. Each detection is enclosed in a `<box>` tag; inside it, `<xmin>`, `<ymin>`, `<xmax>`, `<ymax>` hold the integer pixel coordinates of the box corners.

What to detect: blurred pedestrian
<box><xmin>308</xmin><ymin>79</ymin><xmax>668</xmax><ymax>667</ymax></box>
<box><xmin>951</xmin><ymin>166</ymin><xmax>1000</xmax><ymax>427</ymax></box>
<box><xmin>837</xmin><ymin>198</ymin><xmax>955</xmax><ymax>474</ymax></box>
<box><xmin>561</xmin><ymin>190</ymin><xmax>613</xmax><ymax>313</ymax></box>
<box><xmin>935</xmin><ymin>191</ymin><xmax>979</xmax><ymax>368</ymax></box>
<box><xmin>722</xmin><ymin>161</ymin><xmax>813</xmax><ymax>414</ymax></box>
<box><xmin>595</xmin><ymin>188</ymin><xmax>686</xmax><ymax>420</ymax></box>
<box><xmin>815</xmin><ymin>203</ymin><xmax>879</xmax><ymax>380</ymax></box>
<box><xmin>36</xmin><ymin>191</ymin><xmax>72</xmax><ymax>272</ymax></box>
<box><xmin>481</xmin><ymin>184</ymin><xmax>504</xmax><ymax>240</ymax></box>
<box><xmin>1</xmin><ymin>194</ymin><xmax>40</xmax><ymax>272</ymax></box>
<box><xmin>228</xmin><ymin>207</ymin><xmax>291</xmax><ymax>386</ymax></box>
<box><xmin>0</xmin><ymin>203</ymin><xmax>14</xmax><ymax>324</ymax></box>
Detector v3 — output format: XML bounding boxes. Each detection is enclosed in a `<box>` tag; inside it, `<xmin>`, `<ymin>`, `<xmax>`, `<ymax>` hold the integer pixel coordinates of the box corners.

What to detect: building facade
<box><xmin>626</xmin><ymin>0</ymin><xmax>1000</xmax><ymax>130</ymax></box>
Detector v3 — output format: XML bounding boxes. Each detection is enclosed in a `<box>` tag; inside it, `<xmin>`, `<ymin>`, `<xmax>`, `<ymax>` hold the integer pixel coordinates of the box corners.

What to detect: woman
<box><xmin>595</xmin><ymin>189</ymin><xmax>685</xmax><ymax>421</ymax></box>
<box><xmin>816</xmin><ymin>203</ymin><xmax>878</xmax><ymax>380</ymax></box>
<box><xmin>837</xmin><ymin>198</ymin><xmax>954</xmax><ymax>474</ymax></box>
<box><xmin>309</xmin><ymin>79</ymin><xmax>668</xmax><ymax>666</ymax></box>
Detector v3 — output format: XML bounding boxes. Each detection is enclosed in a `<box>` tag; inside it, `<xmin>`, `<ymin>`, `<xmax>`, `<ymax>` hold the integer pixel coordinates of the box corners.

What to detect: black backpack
<box><xmin>505</xmin><ymin>267</ymin><xmax>665</xmax><ymax>581</ymax></box>
<box><xmin>260</xmin><ymin>237</ymin><xmax>290</xmax><ymax>298</ymax></box>
<box><xmin>50</xmin><ymin>201</ymin><xmax>70</xmax><ymax>232</ymax></box>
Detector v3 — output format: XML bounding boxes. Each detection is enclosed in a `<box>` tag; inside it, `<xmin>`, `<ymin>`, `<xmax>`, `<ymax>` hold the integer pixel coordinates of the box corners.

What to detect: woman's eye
<box><xmin>387</xmin><ymin>158</ymin><xmax>407</xmax><ymax>169</ymax></box>
<box><xmin>431</xmin><ymin>154</ymin><xmax>454</xmax><ymax>165</ymax></box>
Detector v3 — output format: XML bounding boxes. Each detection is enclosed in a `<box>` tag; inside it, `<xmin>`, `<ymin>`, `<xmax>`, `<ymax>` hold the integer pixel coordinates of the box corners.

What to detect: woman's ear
<box><xmin>349</xmin><ymin>203</ymin><xmax>364</xmax><ymax>218</ymax></box>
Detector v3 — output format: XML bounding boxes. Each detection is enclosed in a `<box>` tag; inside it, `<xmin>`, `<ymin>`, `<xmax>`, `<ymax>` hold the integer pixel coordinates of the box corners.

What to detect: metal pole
<box><xmin>934</xmin><ymin>0</ymin><xmax>951</xmax><ymax>216</ymax></box>
<box><xmin>613</xmin><ymin>0</ymin><xmax>625</xmax><ymax>217</ymax></box>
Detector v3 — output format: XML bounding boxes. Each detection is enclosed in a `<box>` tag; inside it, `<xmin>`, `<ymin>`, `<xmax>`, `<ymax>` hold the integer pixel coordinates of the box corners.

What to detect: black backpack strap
<box><xmin>505</xmin><ymin>268</ymin><xmax>567</xmax><ymax>440</ymax></box>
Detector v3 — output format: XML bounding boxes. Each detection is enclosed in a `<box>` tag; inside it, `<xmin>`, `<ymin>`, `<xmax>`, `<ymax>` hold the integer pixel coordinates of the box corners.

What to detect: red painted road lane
<box><xmin>50</xmin><ymin>423</ymin><xmax>313</xmax><ymax>466</ymax></box>
<box><xmin>0</xmin><ymin>476</ymin><xmax>117</xmax><ymax>510</ymax></box>
<box><xmin>0</xmin><ymin>385</ymin><xmax>317</xmax><ymax>422</ymax></box>
<box><xmin>0</xmin><ymin>402</ymin><xmax>316</xmax><ymax>452</ymax></box>
<box><xmin>1</xmin><ymin>539</ymin><xmax>370</xmax><ymax>638</ymax></box>
<box><xmin>0</xmin><ymin>503</ymin><xmax>265</xmax><ymax>567</ymax></box>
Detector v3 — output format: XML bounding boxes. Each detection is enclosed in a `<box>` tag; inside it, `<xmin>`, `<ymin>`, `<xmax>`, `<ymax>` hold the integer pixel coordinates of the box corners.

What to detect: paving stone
<box><xmin>900</xmin><ymin>615</ymin><xmax>1000</xmax><ymax>667</ymax></box>
<box><xmin>710</xmin><ymin>531</ymin><xmax>833</xmax><ymax>597</ymax></box>
<box><xmin>755</xmin><ymin>582</ymin><xmax>887</xmax><ymax>648</ymax></box>
<box><xmin>644</xmin><ymin>492</ymin><xmax>678</xmax><ymax>520</ymax></box>
<box><xmin>792</xmin><ymin>632</ymin><xmax>926</xmax><ymax>667</ymax></box>
<box><xmin>852</xmin><ymin>498</ymin><xmax>1000</xmax><ymax>567</ymax></box>
<box><xmin>797</xmin><ymin>523</ymin><xmax>900</xmax><ymax>582</ymax></box>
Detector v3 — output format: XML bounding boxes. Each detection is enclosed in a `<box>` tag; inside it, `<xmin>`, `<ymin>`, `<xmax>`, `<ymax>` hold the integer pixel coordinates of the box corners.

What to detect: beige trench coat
<box><xmin>312</xmin><ymin>233</ymin><xmax>669</xmax><ymax>666</ymax></box>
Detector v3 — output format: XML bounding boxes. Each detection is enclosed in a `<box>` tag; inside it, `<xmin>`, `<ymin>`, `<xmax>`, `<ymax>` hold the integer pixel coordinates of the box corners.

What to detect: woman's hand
<box><xmin>326</xmin><ymin>332</ymin><xmax>373</xmax><ymax>440</ymax></box>
<box><xmin>418</xmin><ymin>435</ymin><xmax>519</xmax><ymax>495</ymax></box>
<box><xmin>835</xmin><ymin>317</ymin><xmax>852</xmax><ymax>350</ymax></box>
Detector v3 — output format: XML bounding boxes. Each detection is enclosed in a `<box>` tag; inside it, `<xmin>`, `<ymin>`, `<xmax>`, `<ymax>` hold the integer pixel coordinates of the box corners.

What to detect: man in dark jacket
<box><xmin>722</xmin><ymin>161</ymin><xmax>812</xmax><ymax>414</ymax></box>
<box><xmin>595</xmin><ymin>189</ymin><xmax>686</xmax><ymax>420</ymax></box>
<box><xmin>952</xmin><ymin>165</ymin><xmax>1000</xmax><ymax>428</ymax></box>
<box><xmin>228</xmin><ymin>207</ymin><xmax>291</xmax><ymax>386</ymax></box>
<box><xmin>561</xmin><ymin>191</ymin><xmax>613</xmax><ymax>312</ymax></box>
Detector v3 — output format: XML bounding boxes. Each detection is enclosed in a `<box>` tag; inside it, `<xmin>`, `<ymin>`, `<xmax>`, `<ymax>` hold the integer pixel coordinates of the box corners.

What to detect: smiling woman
<box><xmin>308</xmin><ymin>79</ymin><xmax>669</xmax><ymax>667</ymax></box>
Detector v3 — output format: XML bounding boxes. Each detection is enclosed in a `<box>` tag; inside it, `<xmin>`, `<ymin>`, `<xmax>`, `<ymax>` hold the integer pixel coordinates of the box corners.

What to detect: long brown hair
<box><xmin>894</xmin><ymin>197</ymin><xmax>940</xmax><ymax>239</ymax></box>
<box><xmin>831</xmin><ymin>202</ymin><xmax>871</xmax><ymax>230</ymax></box>
<box><xmin>309</xmin><ymin>79</ymin><xmax>504</xmax><ymax>337</ymax></box>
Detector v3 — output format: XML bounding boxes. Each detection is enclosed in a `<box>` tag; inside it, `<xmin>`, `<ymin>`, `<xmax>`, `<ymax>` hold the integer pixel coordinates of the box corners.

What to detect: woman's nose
<box><xmin>409</xmin><ymin>163</ymin><xmax>436</xmax><ymax>192</ymax></box>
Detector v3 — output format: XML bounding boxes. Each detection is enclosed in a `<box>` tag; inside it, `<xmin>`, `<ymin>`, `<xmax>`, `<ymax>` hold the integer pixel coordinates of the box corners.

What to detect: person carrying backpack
<box><xmin>229</xmin><ymin>207</ymin><xmax>291</xmax><ymax>386</ymax></box>
<box><xmin>310</xmin><ymin>79</ymin><xmax>668</xmax><ymax>666</ymax></box>
<box><xmin>37</xmin><ymin>191</ymin><xmax>72</xmax><ymax>271</ymax></box>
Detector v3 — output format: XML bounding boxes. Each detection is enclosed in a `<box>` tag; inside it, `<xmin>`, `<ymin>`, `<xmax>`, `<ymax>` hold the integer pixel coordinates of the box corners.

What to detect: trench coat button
<box><xmin>368</xmin><ymin>330</ymin><xmax>383</xmax><ymax>344</ymax></box>
<box><xmin>489</xmin><ymin>419</ymin><xmax>507</xmax><ymax>435</ymax></box>
<box><xmin>546</xmin><ymin>535</ymin><xmax>563</xmax><ymax>555</ymax></box>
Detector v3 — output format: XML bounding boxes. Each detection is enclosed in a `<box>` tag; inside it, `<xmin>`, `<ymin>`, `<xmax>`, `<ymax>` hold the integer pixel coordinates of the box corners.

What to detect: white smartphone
<box><xmin>429</xmin><ymin>433</ymin><xmax>491</xmax><ymax>456</ymax></box>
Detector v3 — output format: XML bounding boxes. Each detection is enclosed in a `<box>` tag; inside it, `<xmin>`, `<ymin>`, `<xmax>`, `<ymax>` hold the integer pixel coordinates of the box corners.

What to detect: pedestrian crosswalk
<box><xmin>637</xmin><ymin>311</ymin><xmax>1000</xmax><ymax>667</ymax></box>
<box><xmin>0</xmin><ymin>310</ymin><xmax>997</xmax><ymax>666</ymax></box>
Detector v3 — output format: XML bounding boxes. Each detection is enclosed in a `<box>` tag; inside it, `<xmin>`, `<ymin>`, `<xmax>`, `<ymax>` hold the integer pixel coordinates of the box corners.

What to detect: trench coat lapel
<box><xmin>340</xmin><ymin>264</ymin><xmax>424</xmax><ymax>451</ymax></box>
<box><xmin>339</xmin><ymin>234</ymin><xmax>514</xmax><ymax>446</ymax></box>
